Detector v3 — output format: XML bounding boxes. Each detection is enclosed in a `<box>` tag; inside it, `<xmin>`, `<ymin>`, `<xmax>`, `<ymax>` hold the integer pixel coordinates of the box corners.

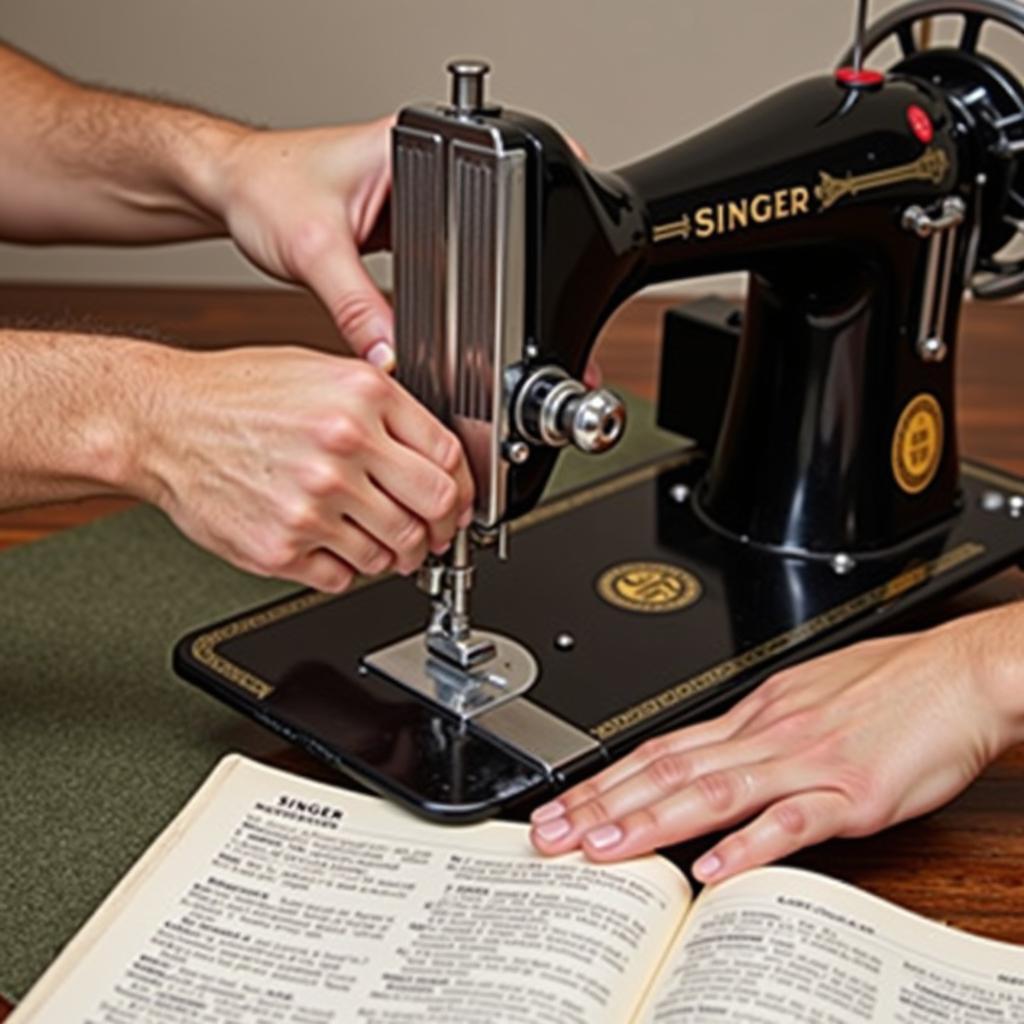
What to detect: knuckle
<box><xmin>622</xmin><ymin>804</ymin><xmax>664</xmax><ymax>837</ymax></box>
<box><xmin>435</xmin><ymin>430</ymin><xmax>464</xmax><ymax>473</ymax></box>
<box><xmin>330</xmin><ymin>292</ymin><xmax>380</xmax><ymax>345</ymax></box>
<box><xmin>423</xmin><ymin>473</ymin><xmax>458</xmax><ymax>521</ymax></box>
<box><xmin>771</xmin><ymin>801</ymin><xmax>808</xmax><ymax>837</ymax></box>
<box><xmin>695</xmin><ymin>770</ymin><xmax>736</xmax><ymax>813</ymax></box>
<box><xmin>637</xmin><ymin>735</ymin><xmax>673</xmax><ymax>762</ymax></box>
<box><xmin>768</xmin><ymin>707</ymin><xmax>820</xmax><ymax>742</ymax></box>
<box><xmin>287</xmin><ymin>218</ymin><xmax>333</xmax><ymax>271</ymax></box>
<box><xmin>320</xmin><ymin>565</ymin><xmax>355</xmax><ymax>594</ymax></box>
<box><xmin>259</xmin><ymin>536</ymin><xmax>301</xmax><ymax>575</ymax></box>
<box><xmin>319</xmin><ymin>415</ymin><xmax>368</xmax><ymax>457</ymax></box>
<box><xmin>346</xmin><ymin>362</ymin><xmax>390</xmax><ymax>402</ymax></box>
<box><xmin>649</xmin><ymin>754</ymin><xmax>693</xmax><ymax>794</ymax></box>
<box><xmin>568</xmin><ymin>797</ymin><xmax>615</xmax><ymax>833</ymax></box>
<box><xmin>281</xmin><ymin>498</ymin><xmax>320</xmax><ymax>535</ymax></box>
<box><xmin>392</xmin><ymin>516</ymin><xmax>427</xmax><ymax>554</ymax></box>
<box><xmin>300</xmin><ymin>461</ymin><xmax>344</xmax><ymax>499</ymax></box>
<box><xmin>357</xmin><ymin>539</ymin><xmax>391</xmax><ymax>575</ymax></box>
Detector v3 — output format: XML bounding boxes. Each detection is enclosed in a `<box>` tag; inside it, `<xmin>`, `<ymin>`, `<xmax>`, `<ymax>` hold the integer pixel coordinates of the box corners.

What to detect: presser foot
<box><xmin>362</xmin><ymin>629</ymin><xmax>538</xmax><ymax>720</ymax></box>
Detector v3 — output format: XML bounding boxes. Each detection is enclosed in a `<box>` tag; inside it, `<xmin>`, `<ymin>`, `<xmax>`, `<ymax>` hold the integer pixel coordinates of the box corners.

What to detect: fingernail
<box><xmin>431</xmin><ymin>541</ymin><xmax>452</xmax><ymax>556</ymax></box>
<box><xmin>584</xmin><ymin>824</ymin><xmax>623</xmax><ymax>850</ymax></box>
<box><xmin>693</xmin><ymin>852</ymin><xmax>722</xmax><ymax>880</ymax></box>
<box><xmin>534</xmin><ymin>818</ymin><xmax>571</xmax><ymax>842</ymax></box>
<box><xmin>458</xmin><ymin>507</ymin><xmax>474</xmax><ymax>529</ymax></box>
<box><xmin>531</xmin><ymin>800</ymin><xmax>566</xmax><ymax>824</ymax></box>
<box><xmin>366</xmin><ymin>340</ymin><xmax>395</xmax><ymax>371</ymax></box>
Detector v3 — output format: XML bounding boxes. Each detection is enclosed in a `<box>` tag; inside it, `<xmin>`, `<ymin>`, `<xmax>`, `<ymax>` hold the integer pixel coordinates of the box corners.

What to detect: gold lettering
<box><xmin>790</xmin><ymin>186</ymin><xmax>810</xmax><ymax>215</ymax></box>
<box><xmin>694</xmin><ymin>206</ymin><xmax>716</xmax><ymax>238</ymax></box>
<box><xmin>727</xmin><ymin>199</ymin><xmax>748</xmax><ymax>231</ymax></box>
<box><xmin>751</xmin><ymin>194</ymin><xmax>772</xmax><ymax>223</ymax></box>
<box><xmin>774</xmin><ymin>188</ymin><xmax>789</xmax><ymax>219</ymax></box>
<box><xmin>716</xmin><ymin>203</ymin><xmax>726</xmax><ymax>235</ymax></box>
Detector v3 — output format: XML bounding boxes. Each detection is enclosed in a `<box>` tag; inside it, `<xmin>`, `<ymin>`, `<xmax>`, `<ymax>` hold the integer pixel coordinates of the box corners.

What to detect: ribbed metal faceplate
<box><xmin>452</xmin><ymin>148</ymin><xmax>498</xmax><ymax>422</ymax></box>
<box><xmin>392</xmin><ymin>115</ymin><xmax>525</xmax><ymax>527</ymax></box>
<box><xmin>393</xmin><ymin>126</ymin><xmax>446</xmax><ymax>419</ymax></box>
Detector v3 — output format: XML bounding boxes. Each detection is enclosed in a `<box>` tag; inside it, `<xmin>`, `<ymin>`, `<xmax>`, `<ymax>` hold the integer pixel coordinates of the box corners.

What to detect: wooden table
<box><xmin>0</xmin><ymin>285</ymin><xmax>1021</xmax><ymax>1016</ymax></box>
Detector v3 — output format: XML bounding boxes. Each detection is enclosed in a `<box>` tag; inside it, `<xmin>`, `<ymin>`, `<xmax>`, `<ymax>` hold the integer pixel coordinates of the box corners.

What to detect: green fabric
<box><xmin>0</xmin><ymin>394</ymin><xmax>686</xmax><ymax>1002</ymax></box>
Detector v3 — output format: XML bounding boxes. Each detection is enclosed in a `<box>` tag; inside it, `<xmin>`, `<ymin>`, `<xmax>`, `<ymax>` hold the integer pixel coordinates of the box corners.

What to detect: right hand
<box><xmin>133</xmin><ymin>345</ymin><xmax>474</xmax><ymax>592</ymax></box>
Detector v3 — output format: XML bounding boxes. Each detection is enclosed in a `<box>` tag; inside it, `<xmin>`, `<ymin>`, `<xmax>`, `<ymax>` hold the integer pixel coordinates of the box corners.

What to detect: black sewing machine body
<box><xmin>176</xmin><ymin>0</ymin><xmax>1024</xmax><ymax>820</ymax></box>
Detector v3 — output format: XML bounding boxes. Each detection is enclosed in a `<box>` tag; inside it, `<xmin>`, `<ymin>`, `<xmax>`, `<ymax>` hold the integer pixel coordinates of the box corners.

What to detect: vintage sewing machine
<box><xmin>176</xmin><ymin>0</ymin><xmax>1024</xmax><ymax>820</ymax></box>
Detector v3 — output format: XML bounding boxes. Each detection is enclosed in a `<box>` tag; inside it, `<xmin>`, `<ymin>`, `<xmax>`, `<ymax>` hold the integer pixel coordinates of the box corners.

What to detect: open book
<box><xmin>10</xmin><ymin>755</ymin><xmax>1024</xmax><ymax>1023</ymax></box>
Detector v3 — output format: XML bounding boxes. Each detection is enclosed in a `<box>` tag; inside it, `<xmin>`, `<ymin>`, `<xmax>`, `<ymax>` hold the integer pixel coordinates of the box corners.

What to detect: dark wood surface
<box><xmin>0</xmin><ymin>285</ymin><xmax>1021</xmax><ymax>1012</ymax></box>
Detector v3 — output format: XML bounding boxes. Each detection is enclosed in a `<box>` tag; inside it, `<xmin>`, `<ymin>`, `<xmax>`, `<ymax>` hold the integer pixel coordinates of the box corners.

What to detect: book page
<box><xmin>11</xmin><ymin>755</ymin><xmax>690</xmax><ymax>1024</ymax></box>
<box><xmin>638</xmin><ymin>864</ymin><xmax>1024</xmax><ymax>1022</ymax></box>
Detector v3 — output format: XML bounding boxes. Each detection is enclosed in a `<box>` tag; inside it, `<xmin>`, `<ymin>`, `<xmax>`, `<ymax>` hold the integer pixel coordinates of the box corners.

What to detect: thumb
<box><xmin>303</xmin><ymin>236</ymin><xmax>396</xmax><ymax>370</ymax></box>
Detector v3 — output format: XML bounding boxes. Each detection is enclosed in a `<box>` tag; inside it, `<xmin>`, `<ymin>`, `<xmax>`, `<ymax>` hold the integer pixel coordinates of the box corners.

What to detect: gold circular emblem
<box><xmin>891</xmin><ymin>393</ymin><xmax>944</xmax><ymax>495</ymax></box>
<box><xmin>596</xmin><ymin>561</ymin><xmax>701</xmax><ymax>614</ymax></box>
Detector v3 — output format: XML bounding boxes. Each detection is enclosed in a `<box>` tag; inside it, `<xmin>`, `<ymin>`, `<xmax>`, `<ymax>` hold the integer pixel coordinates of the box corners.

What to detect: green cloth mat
<box><xmin>0</xmin><ymin>394</ymin><xmax>687</xmax><ymax>1002</ymax></box>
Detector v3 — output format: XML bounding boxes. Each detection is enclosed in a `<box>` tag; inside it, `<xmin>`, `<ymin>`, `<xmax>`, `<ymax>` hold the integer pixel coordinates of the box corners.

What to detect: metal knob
<box><xmin>447</xmin><ymin>59</ymin><xmax>489</xmax><ymax>114</ymax></box>
<box><xmin>513</xmin><ymin>367</ymin><xmax>626</xmax><ymax>454</ymax></box>
<box><xmin>561</xmin><ymin>388</ymin><xmax>626</xmax><ymax>453</ymax></box>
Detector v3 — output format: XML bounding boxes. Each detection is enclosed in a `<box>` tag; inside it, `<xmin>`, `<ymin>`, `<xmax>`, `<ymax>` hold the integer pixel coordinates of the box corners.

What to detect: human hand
<box><xmin>530</xmin><ymin>603</ymin><xmax>1024</xmax><ymax>881</ymax></box>
<box><xmin>211</xmin><ymin>117</ymin><xmax>606</xmax><ymax>387</ymax></box>
<box><xmin>213</xmin><ymin>117</ymin><xmax>397</xmax><ymax>369</ymax></box>
<box><xmin>134</xmin><ymin>345</ymin><xmax>473</xmax><ymax>591</ymax></box>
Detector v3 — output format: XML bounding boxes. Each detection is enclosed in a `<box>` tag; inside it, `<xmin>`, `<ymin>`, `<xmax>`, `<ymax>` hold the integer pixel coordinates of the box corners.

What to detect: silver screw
<box><xmin>669</xmin><ymin>483</ymin><xmax>690</xmax><ymax>504</ymax></box>
<box><xmin>980</xmin><ymin>490</ymin><xmax>1006</xmax><ymax>512</ymax></box>
<box><xmin>525</xmin><ymin>342</ymin><xmax>540</xmax><ymax>360</ymax></box>
<box><xmin>1009</xmin><ymin>495</ymin><xmax>1024</xmax><ymax>518</ymax></box>
<box><xmin>505</xmin><ymin>440</ymin><xmax>530</xmax><ymax>464</ymax></box>
<box><xmin>916</xmin><ymin>336</ymin><xmax>947</xmax><ymax>362</ymax></box>
<box><xmin>554</xmin><ymin>632</ymin><xmax>575</xmax><ymax>651</ymax></box>
<box><xmin>831</xmin><ymin>552</ymin><xmax>856</xmax><ymax>575</ymax></box>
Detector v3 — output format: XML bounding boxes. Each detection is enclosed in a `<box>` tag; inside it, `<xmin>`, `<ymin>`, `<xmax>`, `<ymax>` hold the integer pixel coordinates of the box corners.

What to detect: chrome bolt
<box><xmin>1009</xmin><ymin>495</ymin><xmax>1024</xmax><ymax>518</ymax></box>
<box><xmin>669</xmin><ymin>483</ymin><xmax>691</xmax><ymax>504</ymax></box>
<box><xmin>980</xmin><ymin>490</ymin><xmax>1006</xmax><ymax>512</ymax></box>
<box><xmin>831</xmin><ymin>552</ymin><xmax>856</xmax><ymax>575</ymax></box>
<box><xmin>505</xmin><ymin>440</ymin><xmax>530</xmax><ymax>465</ymax></box>
<box><xmin>554</xmin><ymin>632</ymin><xmax>575</xmax><ymax>652</ymax></box>
<box><xmin>916</xmin><ymin>336</ymin><xmax>947</xmax><ymax>363</ymax></box>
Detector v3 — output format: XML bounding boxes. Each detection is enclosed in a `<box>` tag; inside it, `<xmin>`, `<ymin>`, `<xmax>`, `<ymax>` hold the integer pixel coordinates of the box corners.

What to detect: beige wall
<box><xmin>0</xmin><ymin>0</ymin><xmax>1008</xmax><ymax>287</ymax></box>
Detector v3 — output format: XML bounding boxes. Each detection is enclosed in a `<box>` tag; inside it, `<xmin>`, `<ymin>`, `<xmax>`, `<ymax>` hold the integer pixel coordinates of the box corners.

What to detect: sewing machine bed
<box><xmin>175</xmin><ymin>451</ymin><xmax>1024</xmax><ymax>821</ymax></box>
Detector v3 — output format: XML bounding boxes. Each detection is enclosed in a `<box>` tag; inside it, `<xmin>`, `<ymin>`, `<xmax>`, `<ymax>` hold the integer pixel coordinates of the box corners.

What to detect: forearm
<box><xmin>942</xmin><ymin>599</ymin><xmax>1024</xmax><ymax>754</ymax></box>
<box><xmin>0</xmin><ymin>43</ymin><xmax>244</xmax><ymax>244</ymax></box>
<box><xmin>0</xmin><ymin>328</ymin><xmax>170</xmax><ymax>507</ymax></box>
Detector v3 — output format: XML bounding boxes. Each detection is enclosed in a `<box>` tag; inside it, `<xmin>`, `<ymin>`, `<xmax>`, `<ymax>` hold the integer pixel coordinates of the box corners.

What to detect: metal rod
<box><xmin>853</xmin><ymin>0</ymin><xmax>869</xmax><ymax>70</ymax></box>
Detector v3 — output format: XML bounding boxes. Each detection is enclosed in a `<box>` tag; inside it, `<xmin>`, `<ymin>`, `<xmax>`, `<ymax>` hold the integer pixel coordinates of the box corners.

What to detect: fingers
<box><xmin>321</xmin><ymin>517</ymin><xmax>393</xmax><ymax>577</ymax></box>
<box><xmin>342</xmin><ymin>477</ymin><xmax>431</xmax><ymax>576</ymax></box>
<box><xmin>532</xmin><ymin>750</ymin><xmax>814</xmax><ymax>862</ymax></box>
<box><xmin>533</xmin><ymin>694</ymin><xmax>770</xmax><ymax>824</ymax></box>
<box><xmin>692</xmin><ymin>791</ymin><xmax>852</xmax><ymax>884</ymax></box>
<box><xmin>302</xmin><ymin>232</ymin><xmax>396</xmax><ymax>369</ymax></box>
<box><xmin>288</xmin><ymin>549</ymin><xmax>356</xmax><ymax>594</ymax></box>
<box><xmin>368</xmin><ymin>438</ymin><xmax>465</xmax><ymax>554</ymax></box>
<box><xmin>383</xmin><ymin>392</ymin><xmax>475</xmax><ymax>526</ymax></box>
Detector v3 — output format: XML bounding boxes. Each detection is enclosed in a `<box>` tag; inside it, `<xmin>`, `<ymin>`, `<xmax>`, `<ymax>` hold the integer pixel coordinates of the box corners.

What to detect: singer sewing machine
<box><xmin>176</xmin><ymin>0</ymin><xmax>1024</xmax><ymax>820</ymax></box>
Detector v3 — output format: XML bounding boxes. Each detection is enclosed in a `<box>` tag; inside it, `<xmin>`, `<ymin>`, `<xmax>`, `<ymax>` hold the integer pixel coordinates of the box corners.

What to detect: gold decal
<box><xmin>815</xmin><ymin>146</ymin><xmax>949</xmax><ymax>211</ymax></box>
<box><xmin>591</xmin><ymin>541</ymin><xmax>985</xmax><ymax>740</ymax></box>
<box><xmin>654</xmin><ymin>185</ymin><xmax>817</xmax><ymax>244</ymax></box>
<box><xmin>596</xmin><ymin>561</ymin><xmax>701</xmax><ymax>614</ymax></box>
<box><xmin>892</xmin><ymin>393</ymin><xmax>944</xmax><ymax>495</ymax></box>
<box><xmin>651</xmin><ymin>212</ymin><xmax>692</xmax><ymax>243</ymax></box>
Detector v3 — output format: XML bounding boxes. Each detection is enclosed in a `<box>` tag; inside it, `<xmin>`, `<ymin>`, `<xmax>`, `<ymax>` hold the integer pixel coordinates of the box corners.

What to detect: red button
<box><xmin>836</xmin><ymin>66</ymin><xmax>885</xmax><ymax>88</ymax></box>
<box><xmin>906</xmin><ymin>104</ymin><xmax>934</xmax><ymax>143</ymax></box>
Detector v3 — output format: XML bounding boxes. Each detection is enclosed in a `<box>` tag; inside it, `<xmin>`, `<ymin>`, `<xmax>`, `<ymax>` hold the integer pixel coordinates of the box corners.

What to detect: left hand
<box><xmin>215</xmin><ymin>117</ymin><xmax>397</xmax><ymax>369</ymax></box>
<box><xmin>530</xmin><ymin>603</ymin><xmax>1024</xmax><ymax>882</ymax></box>
<box><xmin>212</xmin><ymin>117</ymin><xmax>606</xmax><ymax>387</ymax></box>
